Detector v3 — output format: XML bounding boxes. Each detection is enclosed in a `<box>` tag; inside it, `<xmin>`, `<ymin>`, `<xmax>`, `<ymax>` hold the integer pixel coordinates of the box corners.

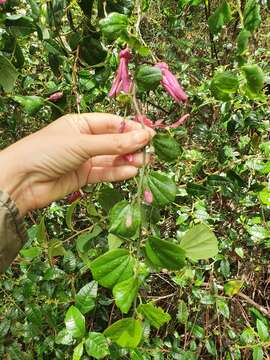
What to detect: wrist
<box><xmin>0</xmin><ymin>146</ymin><xmax>29</xmax><ymax>217</ymax></box>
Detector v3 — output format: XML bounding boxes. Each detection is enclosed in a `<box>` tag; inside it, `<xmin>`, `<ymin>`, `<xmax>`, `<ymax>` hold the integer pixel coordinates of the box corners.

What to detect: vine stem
<box><xmin>132</xmin><ymin>83</ymin><xmax>147</xmax><ymax>209</ymax></box>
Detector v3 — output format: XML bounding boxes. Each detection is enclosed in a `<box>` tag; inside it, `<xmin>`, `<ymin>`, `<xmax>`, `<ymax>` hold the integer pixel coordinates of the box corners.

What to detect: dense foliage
<box><xmin>1</xmin><ymin>0</ymin><xmax>270</xmax><ymax>359</ymax></box>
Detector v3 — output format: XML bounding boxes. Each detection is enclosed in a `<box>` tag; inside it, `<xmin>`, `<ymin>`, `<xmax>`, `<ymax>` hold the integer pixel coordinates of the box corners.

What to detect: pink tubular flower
<box><xmin>0</xmin><ymin>0</ymin><xmax>6</xmax><ymax>4</ymax></box>
<box><xmin>67</xmin><ymin>191</ymin><xmax>81</xmax><ymax>204</ymax></box>
<box><xmin>144</xmin><ymin>190</ymin><xmax>153</xmax><ymax>204</ymax></box>
<box><xmin>109</xmin><ymin>48</ymin><xmax>132</xmax><ymax>98</ymax></box>
<box><xmin>134</xmin><ymin>115</ymin><xmax>154</xmax><ymax>129</ymax></box>
<box><xmin>134</xmin><ymin>114</ymin><xmax>190</xmax><ymax>129</ymax></box>
<box><xmin>47</xmin><ymin>92</ymin><xmax>63</xmax><ymax>102</ymax></box>
<box><xmin>155</xmin><ymin>62</ymin><xmax>188</xmax><ymax>103</ymax></box>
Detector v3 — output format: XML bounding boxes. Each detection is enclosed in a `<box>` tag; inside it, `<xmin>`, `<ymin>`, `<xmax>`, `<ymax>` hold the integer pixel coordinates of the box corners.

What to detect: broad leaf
<box><xmin>224</xmin><ymin>280</ymin><xmax>243</xmax><ymax>296</ymax></box>
<box><xmin>99</xmin><ymin>12</ymin><xmax>128</xmax><ymax>39</ymax></box>
<box><xmin>179</xmin><ymin>223</ymin><xmax>218</xmax><ymax>260</ymax></box>
<box><xmin>136</xmin><ymin>65</ymin><xmax>162</xmax><ymax>91</ymax></box>
<box><xmin>75</xmin><ymin>281</ymin><xmax>98</xmax><ymax>314</ymax></box>
<box><xmin>13</xmin><ymin>95</ymin><xmax>44</xmax><ymax>115</ymax></box>
<box><xmin>48</xmin><ymin>239</ymin><xmax>66</xmax><ymax>260</ymax></box>
<box><xmin>55</xmin><ymin>328</ymin><xmax>74</xmax><ymax>345</ymax></box>
<box><xmin>73</xmin><ymin>342</ymin><xmax>84</xmax><ymax>360</ymax></box>
<box><xmin>0</xmin><ymin>55</ymin><xmax>18</xmax><ymax>92</ymax></box>
<box><xmin>256</xmin><ymin>319</ymin><xmax>269</xmax><ymax>342</ymax></box>
<box><xmin>242</xmin><ymin>64</ymin><xmax>265</xmax><ymax>95</ymax></box>
<box><xmin>145</xmin><ymin>171</ymin><xmax>177</xmax><ymax>206</ymax></box>
<box><xmin>65</xmin><ymin>306</ymin><xmax>85</xmax><ymax>338</ymax></box>
<box><xmin>113</xmin><ymin>276</ymin><xmax>139</xmax><ymax>314</ymax></box>
<box><xmin>243</xmin><ymin>0</ymin><xmax>261</xmax><ymax>32</ymax></box>
<box><xmin>76</xmin><ymin>225</ymin><xmax>103</xmax><ymax>253</ymax></box>
<box><xmin>85</xmin><ymin>332</ymin><xmax>109</xmax><ymax>359</ymax></box>
<box><xmin>177</xmin><ymin>300</ymin><xmax>189</xmax><ymax>324</ymax></box>
<box><xmin>208</xmin><ymin>1</ymin><xmax>231</xmax><ymax>35</ymax></box>
<box><xmin>210</xmin><ymin>71</ymin><xmax>239</xmax><ymax>101</ymax></box>
<box><xmin>145</xmin><ymin>236</ymin><xmax>186</xmax><ymax>270</ymax></box>
<box><xmin>104</xmin><ymin>318</ymin><xmax>143</xmax><ymax>348</ymax></box>
<box><xmin>90</xmin><ymin>249</ymin><xmax>135</xmax><ymax>288</ymax></box>
<box><xmin>237</xmin><ymin>29</ymin><xmax>250</xmax><ymax>55</ymax></box>
<box><xmin>109</xmin><ymin>201</ymin><xmax>141</xmax><ymax>238</ymax></box>
<box><xmin>253</xmin><ymin>346</ymin><xmax>264</xmax><ymax>360</ymax></box>
<box><xmin>153</xmin><ymin>134</ymin><xmax>182</xmax><ymax>162</ymax></box>
<box><xmin>137</xmin><ymin>303</ymin><xmax>171</xmax><ymax>329</ymax></box>
<box><xmin>66</xmin><ymin>199</ymin><xmax>79</xmax><ymax>229</ymax></box>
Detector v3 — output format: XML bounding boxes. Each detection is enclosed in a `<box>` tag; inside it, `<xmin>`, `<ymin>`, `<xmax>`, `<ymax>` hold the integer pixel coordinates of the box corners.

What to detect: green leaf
<box><xmin>64</xmin><ymin>306</ymin><xmax>85</xmax><ymax>339</ymax></box>
<box><xmin>55</xmin><ymin>328</ymin><xmax>74</xmax><ymax>345</ymax></box>
<box><xmin>13</xmin><ymin>95</ymin><xmax>44</xmax><ymax>115</ymax></box>
<box><xmin>240</xmin><ymin>327</ymin><xmax>255</xmax><ymax>344</ymax></box>
<box><xmin>85</xmin><ymin>332</ymin><xmax>109</xmax><ymax>359</ymax></box>
<box><xmin>137</xmin><ymin>303</ymin><xmax>171</xmax><ymax>329</ymax></box>
<box><xmin>66</xmin><ymin>199</ymin><xmax>79</xmax><ymax>229</ymax></box>
<box><xmin>108</xmin><ymin>234</ymin><xmax>123</xmax><ymax>249</ymax></box>
<box><xmin>253</xmin><ymin>346</ymin><xmax>264</xmax><ymax>360</ymax></box>
<box><xmin>136</xmin><ymin>65</ymin><xmax>162</xmax><ymax>91</ymax></box>
<box><xmin>177</xmin><ymin>300</ymin><xmax>189</xmax><ymax>324</ymax></box>
<box><xmin>243</xmin><ymin>0</ymin><xmax>261</xmax><ymax>32</ymax></box>
<box><xmin>153</xmin><ymin>134</ymin><xmax>182</xmax><ymax>162</ymax></box>
<box><xmin>48</xmin><ymin>239</ymin><xmax>66</xmax><ymax>260</ymax></box>
<box><xmin>216</xmin><ymin>298</ymin><xmax>230</xmax><ymax>319</ymax></box>
<box><xmin>145</xmin><ymin>236</ymin><xmax>186</xmax><ymax>270</ymax></box>
<box><xmin>75</xmin><ymin>281</ymin><xmax>98</xmax><ymax>314</ymax></box>
<box><xmin>76</xmin><ymin>225</ymin><xmax>103</xmax><ymax>253</ymax></box>
<box><xmin>0</xmin><ymin>55</ymin><xmax>18</xmax><ymax>92</ymax></box>
<box><xmin>113</xmin><ymin>276</ymin><xmax>139</xmax><ymax>314</ymax></box>
<box><xmin>242</xmin><ymin>64</ymin><xmax>265</xmax><ymax>95</ymax></box>
<box><xmin>99</xmin><ymin>12</ymin><xmax>128</xmax><ymax>39</ymax></box>
<box><xmin>179</xmin><ymin>224</ymin><xmax>218</xmax><ymax>260</ymax></box>
<box><xmin>20</xmin><ymin>246</ymin><xmax>42</xmax><ymax>259</ymax></box>
<box><xmin>79</xmin><ymin>36</ymin><xmax>107</xmax><ymax>66</ymax></box>
<box><xmin>90</xmin><ymin>249</ymin><xmax>135</xmax><ymax>288</ymax></box>
<box><xmin>5</xmin><ymin>16</ymin><xmax>36</xmax><ymax>37</ymax></box>
<box><xmin>256</xmin><ymin>319</ymin><xmax>269</xmax><ymax>341</ymax></box>
<box><xmin>104</xmin><ymin>318</ymin><xmax>143</xmax><ymax>348</ymax></box>
<box><xmin>208</xmin><ymin>1</ymin><xmax>231</xmax><ymax>35</ymax></box>
<box><xmin>237</xmin><ymin>29</ymin><xmax>250</xmax><ymax>55</ymax></box>
<box><xmin>98</xmin><ymin>186</ymin><xmax>124</xmax><ymax>213</ymax></box>
<box><xmin>210</xmin><ymin>71</ymin><xmax>239</xmax><ymax>101</ymax></box>
<box><xmin>224</xmin><ymin>280</ymin><xmax>243</xmax><ymax>296</ymax></box>
<box><xmin>145</xmin><ymin>171</ymin><xmax>177</xmax><ymax>207</ymax></box>
<box><xmin>258</xmin><ymin>188</ymin><xmax>270</xmax><ymax>206</ymax></box>
<box><xmin>109</xmin><ymin>201</ymin><xmax>141</xmax><ymax>238</ymax></box>
<box><xmin>73</xmin><ymin>342</ymin><xmax>84</xmax><ymax>360</ymax></box>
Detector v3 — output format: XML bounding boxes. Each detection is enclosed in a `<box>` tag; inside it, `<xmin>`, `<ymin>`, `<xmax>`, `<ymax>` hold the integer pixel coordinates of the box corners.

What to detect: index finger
<box><xmin>74</xmin><ymin>113</ymin><xmax>153</xmax><ymax>135</ymax></box>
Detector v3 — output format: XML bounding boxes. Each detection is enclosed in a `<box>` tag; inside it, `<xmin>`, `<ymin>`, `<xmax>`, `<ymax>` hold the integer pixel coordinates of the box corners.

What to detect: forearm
<box><xmin>0</xmin><ymin>190</ymin><xmax>28</xmax><ymax>273</ymax></box>
<box><xmin>0</xmin><ymin>144</ymin><xmax>29</xmax><ymax>217</ymax></box>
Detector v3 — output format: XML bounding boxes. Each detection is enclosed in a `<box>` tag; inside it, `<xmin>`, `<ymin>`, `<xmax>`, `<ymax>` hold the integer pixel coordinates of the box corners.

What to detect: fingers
<box><xmin>91</xmin><ymin>153</ymin><xmax>151</xmax><ymax>168</ymax></box>
<box><xmin>81</xmin><ymin>129</ymin><xmax>155</xmax><ymax>157</ymax></box>
<box><xmin>68</xmin><ymin>113</ymin><xmax>154</xmax><ymax>135</ymax></box>
<box><xmin>87</xmin><ymin>166</ymin><xmax>139</xmax><ymax>184</ymax></box>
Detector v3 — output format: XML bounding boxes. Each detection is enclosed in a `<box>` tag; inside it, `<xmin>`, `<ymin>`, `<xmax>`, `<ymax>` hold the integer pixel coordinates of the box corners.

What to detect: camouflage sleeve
<box><xmin>0</xmin><ymin>191</ymin><xmax>28</xmax><ymax>273</ymax></box>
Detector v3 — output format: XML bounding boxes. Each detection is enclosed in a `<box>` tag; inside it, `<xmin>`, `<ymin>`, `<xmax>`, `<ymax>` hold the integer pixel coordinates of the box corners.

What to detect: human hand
<box><xmin>0</xmin><ymin>113</ymin><xmax>155</xmax><ymax>216</ymax></box>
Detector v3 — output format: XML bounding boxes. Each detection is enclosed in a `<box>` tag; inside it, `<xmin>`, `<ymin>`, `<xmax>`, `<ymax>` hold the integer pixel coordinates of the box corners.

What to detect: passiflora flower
<box><xmin>155</xmin><ymin>62</ymin><xmax>188</xmax><ymax>103</ymax></box>
<box><xmin>109</xmin><ymin>48</ymin><xmax>132</xmax><ymax>98</ymax></box>
<box><xmin>47</xmin><ymin>92</ymin><xmax>63</xmax><ymax>102</ymax></box>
